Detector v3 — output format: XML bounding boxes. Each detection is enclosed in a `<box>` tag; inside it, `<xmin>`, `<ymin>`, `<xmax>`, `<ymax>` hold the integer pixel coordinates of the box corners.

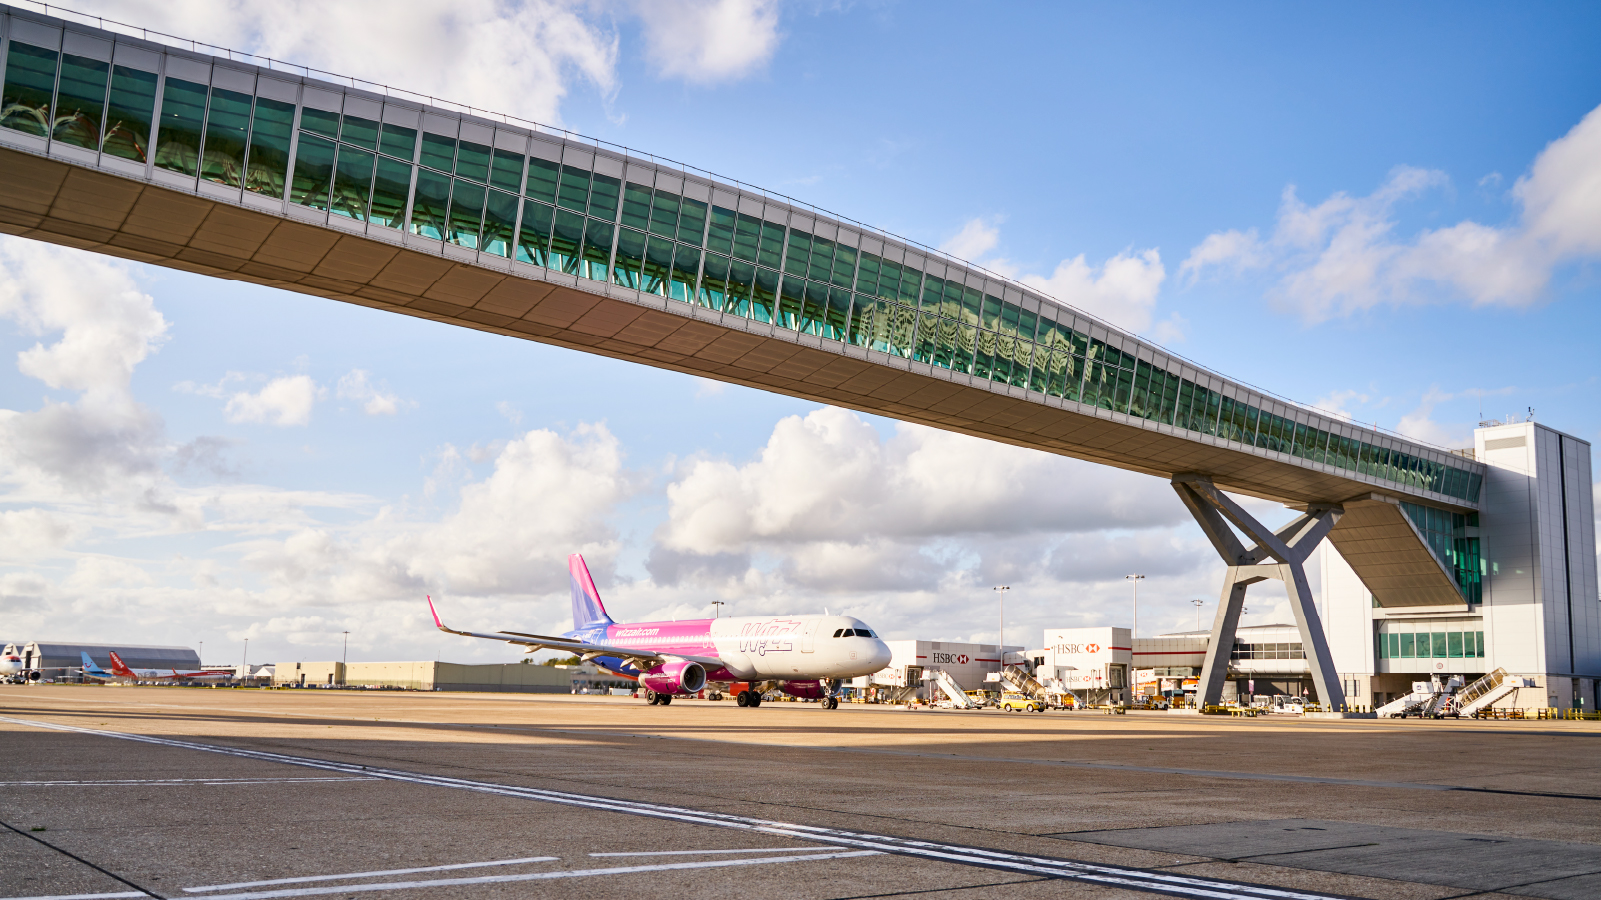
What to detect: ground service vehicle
<box><xmin>999</xmin><ymin>692</ymin><xmax>1043</xmax><ymax>712</ymax></box>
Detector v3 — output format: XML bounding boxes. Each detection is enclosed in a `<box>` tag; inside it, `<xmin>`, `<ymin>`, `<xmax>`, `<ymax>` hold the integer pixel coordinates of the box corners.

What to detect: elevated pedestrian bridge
<box><xmin>0</xmin><ymin>5</ymin><xmax>1485</xmax><ymax>656</ymax></box>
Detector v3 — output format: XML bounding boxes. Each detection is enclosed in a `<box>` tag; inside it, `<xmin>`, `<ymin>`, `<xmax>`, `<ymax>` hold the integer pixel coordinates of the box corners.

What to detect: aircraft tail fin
<box><xmin>80</xmin><ymin>651</ymin><xmax>106</xmax><ymax>674</ymax></box>
<box><xmin>108</xmin><ymin>651</ymin><xmax>134</xmax><ymax>677</ymax></box>
<box><xmin>569</xmin><ymin>553</ymin><xmax>613</xmax><ymax>631</ymax></box>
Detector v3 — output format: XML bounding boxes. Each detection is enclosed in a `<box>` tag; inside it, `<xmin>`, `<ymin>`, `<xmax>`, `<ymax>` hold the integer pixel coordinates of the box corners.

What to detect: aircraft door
<box><xmin>801</xmin><ymin>619</ymin><xmax>818</xmax><ymax>653</ymax></box>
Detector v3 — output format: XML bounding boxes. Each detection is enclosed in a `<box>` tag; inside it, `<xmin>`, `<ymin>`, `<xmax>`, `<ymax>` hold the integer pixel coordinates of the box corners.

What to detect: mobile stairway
<box><xmin>998</xmin><ymin>665</ymin><xmax>1048</xmax><ymax>700</ymax></box>
<box><xmin>929</xmin><ymin>670</ymin><xmax>980</xmax><ymax>708</ymax></box>
<box><xmin>1376</xmin><ymin>675</ymin><xmax>1464</xmax><ymax>718</ymax></box>
<box><xmin>1454</xmin><ymin>668</ymin><xmax>1523</xmax><ymax>717</ymax></box>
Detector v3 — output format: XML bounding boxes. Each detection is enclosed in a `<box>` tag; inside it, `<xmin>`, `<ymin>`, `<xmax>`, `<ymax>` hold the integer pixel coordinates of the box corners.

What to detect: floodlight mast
<box><xmin>993</xmin><ymin>586</ymin><xmax>1010</xmax><ymax>661</ymax></box>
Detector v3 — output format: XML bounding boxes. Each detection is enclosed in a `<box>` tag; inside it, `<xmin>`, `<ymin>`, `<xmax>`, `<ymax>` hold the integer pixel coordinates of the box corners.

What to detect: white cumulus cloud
<box><xmin>337</xmin><ymin>369</ymin><xmax>406</xmax><ymax>416</ymax></box>
<box><xmin>1182</xmin><ymin>102</ymin><xmax>1601</xmax><ymax>321</ymax></box>
<box><xmin>223</xmin><ymin>375</ymin><xmax>323</xmax><ymax>427</ymax></box>
<box><xmin>629</xmin><ymin>0</ymin><xmax>782</xmax><ymax>84</ymax></box>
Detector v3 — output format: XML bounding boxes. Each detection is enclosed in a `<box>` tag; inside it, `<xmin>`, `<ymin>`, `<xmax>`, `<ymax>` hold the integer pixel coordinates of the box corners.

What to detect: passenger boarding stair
<box><xmin>999</xmin><ymin>665</ymin><xmax>1047</xmax><ymax>700</ymax></box>
<box><xmin>1454</xmin><ymin>668</ymin><xmax>1522</xmax><ymax>717</ymax></box>
<box><xmin>1376</xmin><ymin>676</ymin><xmax>1463</xmax><ymax>718</ymax></box>
<box><xmin>929</xmin><ymin>670</ymin><xmax>979</xmax><ymax>708</ymax></box>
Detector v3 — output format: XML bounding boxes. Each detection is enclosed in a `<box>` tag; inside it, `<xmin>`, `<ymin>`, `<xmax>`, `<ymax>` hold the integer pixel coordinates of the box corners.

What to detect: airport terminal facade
<box><xmin>0</xmin><ymin>5</ymin><xmax>1595</xmax><ymax>712</ymax></box>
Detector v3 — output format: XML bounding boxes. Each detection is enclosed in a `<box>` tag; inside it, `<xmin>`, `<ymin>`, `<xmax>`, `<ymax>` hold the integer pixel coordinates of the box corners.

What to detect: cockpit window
<box><xmin>832</xmin><ymin>629</ymin><xmax>844</xmax><ymax>638</ymax></box>
<box><xmin>860</xmin><ymin>629</ymin><xmax>875</xmax><ymax>638</ymax></box>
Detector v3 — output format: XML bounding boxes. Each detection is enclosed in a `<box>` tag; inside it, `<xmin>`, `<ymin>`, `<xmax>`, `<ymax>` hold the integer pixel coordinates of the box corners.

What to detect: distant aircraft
<box><xmin>0</xmin><ymin>651</ymin><xmax>33</xmax><ymax>683</ymax></box>
<box><xmin>85</xmin><ymin>651</ymin><xmax>233</xmax><ymax>683</ymax></box>
<box><xmin>429</xmin><ymin>554</ymin><xmax>892</xmax><ymax>709</ymax></box>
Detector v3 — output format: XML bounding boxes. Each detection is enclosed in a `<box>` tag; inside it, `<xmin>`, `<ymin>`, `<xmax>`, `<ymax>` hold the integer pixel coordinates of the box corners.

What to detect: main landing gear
<box><xmin>735</xmin><ymin>690</ymin><xmax>762</xmax><ymax>707</ymax></box>
<box><xmin>643</xmin><ymin>690</ymin><xmax>672</xmax><ymax>705</ymax></box>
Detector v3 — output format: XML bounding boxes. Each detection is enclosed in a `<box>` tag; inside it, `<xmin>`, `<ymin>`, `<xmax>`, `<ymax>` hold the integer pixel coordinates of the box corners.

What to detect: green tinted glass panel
<box><xmin>698</xmin><ymin>253</ymin><xmax>729</xmax><ymax>310</ymax></box>
<box><xmin>751</xmin><ymin>267</ymin><xmax>779</xmax><ymax>323</ymax></box>
<box><xmin>408</xmin><ymin>167</ymin><xmax>451</xmax><ymax>239</ymax></box>
<box><xmin>420</xmin><ymin>132</ymin><xmax>455</xmax><ymax>171</ymax></box>
<box><xmin>807</xmin><ymin>237</ymin><xmax>835</xmax><ymax>282</ymax></box>
<box><xmin>973</xmin><ymin>329</ymin><xmax>995</xmax><ymax>380</ymax></box>
<box><xmin>613</xmin><ymin>227</ymin><xmax>646</xmax><ymax>290</ymax></box>
<box><xmin>707</xmin><ymin>206</ymin><xmax>736</xmax><ymax>254</ymax></box>
<box><xmin>557</xmin><ymin>165</ymin><xmax>590</xmax><ymax>211</ymax></box>
<box><xmin>489</xmin><ymin>148</ymin><xmax>522</xmax><ymax>192</ymax></box>
<box><xmin>825</xmin><ymin>287</ymin><xmax>853</xmax><ymax>340</ymax></box>
<box><xmin>896</xmin><ymin>267</ymin><xmax>921</xmax><ymax>305</ymax></box>
<box><xmin>954</xmin><ymin>321</ymin><xmax>978</xmax><ymax>374</ymax></box>
<box><xmin>831</xmin><ymin>245</ymin><xmax>857</xmax><ymax>289</ymax></box>
<box><xmin>455</xmin><ymin>141</ymin><xmax>490</xmax><ymax>182</ymax></box>
<box><xmin>525</xmin><ymin>158</ymin><xmax>560</xmax><ymax>202</ymax></box>
<box><xmin>642</xmin><ymin>235</ymin><xmax>673</xmax><ymax>295</ymax></box>
<box><xmin>581</xmin><ymin>218</ymin><xmax>613</xmax><ymax>282</ymax></box>
<box><xmin>1476</xmin><ymin>632</ymin><xmax>1485</xmax><ymax>658</ymax></box>
<box><xmin>802</xmin><ymin>280</ymin><xmax>830</xmax><ymax>336</ymax></box>
<box><xmin>730</xmin><ymin>215</ymin><xmax>759</xmax><ymax>262</ymax></box>
<box><xmin>200</xmin><ymin>87</ymin><xmax>251</xmax><ymax>187</ymax></box>
<box><xmin>516</xmin><ymin>200</ymin><xmax>554</xmax><ymax>267</ymax></box>
<box><xmin>912</xmin><ymin>311</ymin><xmax>938</xmax><ymax>363</ymax></box>
<box><xmin>340</xmin><ymin>115</ymin><xmax>379</xmax><ymax>150</ymax></box>
<box><xmin>649</xmin><ymin>191</ymin><xmax>680</xmax><ymax>238</ymax></box>
<box><xmin>1448</xmin><ymin>632</ymin><xmax>1463</xmax><ymax>658</ymax></box>
<box><xmin>941</xmin><ymin>280</ymin><xmax>964</xmax><ymax>319</ymax></box>
<box><xmin>959</xmin><ymin>287</ymin><xmax>982</xmax><ymax>325</ymax></box>
<box><xmin>876</xmin><ymin>260</ymin><xmax>901</xmax><ymax>300</ymax></box>
<box><xmin>52</xmin><ymin>54</ymin><xmax>108</xmax><ymax>150</ymax></box>
<box><xmin>153</xmin><ymin>78</ymin><xmax>207</xmax><ymax>176</ymax></box>
<box><xmin>288</xmin><ymin>132</ymin><xmax>336</xmax><ymax>210</ymax></box>
<box><xmin>778</xmin><ymin>275</ymin><xmax>805</xmax><ymax>330</ymax></box>
<box><xmin>855</xmin><ymin>253</ymin><xmax>880</xmax><ymax>295</ymax></box>
<box><xmin>784</xmin><ymin>230</ymin><xmax>811</xmax><ymax>275</ymax></box>
<box><xmin>588</xmin><ymin>173</ymin><xmax>620</xmax><ymax>222</ymax></box>
<box><xmin>669</xmin><ymin>245</ymin><xmax>700</xmax><ymax>302</ymax></box>
<box><xmin>757</xmin><ymin>221</ymin><xmax>785</xmax><ymax>268</ymax></box>
<box><xmin>299</xmin><ymin>106</ymin><xmax>338</xmax><ymax>138</ymax></box>
<box><xmin>1</xmin><ymin>42</ymin><xmax>57</xmax><ymax>137</ymax></box>
<box><xmin>380</xmin><ymin>122</ymin><xmax>416</xmax><ymax>160</ymax></box>
<box><xmin>244</xmin><ymin>96</ymin><xmax>293</xmax><ymax>198</ymax></box>
<box><xmin>621</xmin><ymin>182</ymin><xmax>652</xmax><ymax>230</ymax></box>
<box><xmin>677</xmin><ymin>197</ymin><xmax>707</xmax><ymax>246</ymax></box>
<box><xmin>1018</xmin><ymin>309</ymin><xmax>1039</xmax><ymax>341</ymax></box>
<box><xmin>330</xmin><ymin>145</ymin><xmax>375</xmax><ymax>221</ymax></box>
<box><xmin>481</xmin><ymin>189</ymin><xmax>517</xmax><ymax>258</ymax></box>
<box><xmin>102</xmin><ymin>66</ymin><xmax>157</xmax><ymax>162</ymax></box>
<box><xmin>725</xmin><ymin>259</ymin><xmax>755</xmax><ymax>317</ymax></box>
<box><xmin>447</xmin><ymin>179</ymin><xmax>485</xmax><ymax>248</ymax></box>
<box><xmin>1399</xmin><ymin>633</ymin><xmax>1414</xmax><ymax>657</ymax></box>
<box><xmin>369</xmin><ymin>157</ymin><xmax>411</xmax><ymax>229</ymax></box>
<box><xmin>1000</xmin><ymin>303</ymin><xmax>1021</xmax><ymax>337</ymax></box>
<box><xmin>1432</xmin><ymin>633</ymin><xmax>1448</xmax><ymax>658</ymax></box>
<box><xmin>550</xmin><ymin>209</ymin><xmax>585</xmax><ymax>275</ymax></box>
<box><xmin>980</xmin><ymin>295</ymin><xmax>1003</xmax><ymax>330</ymax></box>
<box><xmin>919</xmin><ymin>275</ymin><xmax>943</xmax><ymax>310</ymax></box>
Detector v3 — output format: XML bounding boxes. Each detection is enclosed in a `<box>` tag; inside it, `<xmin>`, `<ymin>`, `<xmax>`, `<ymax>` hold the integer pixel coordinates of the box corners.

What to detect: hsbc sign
<box><xmin>930</xmin><ymin>652</ymin><xmax>970</xmax><ymax>665</ymax></box>
<box><xmin>1053</xmin><ymin>643</ymin><xmax>1100</xmax><ymax>655</ymax></box>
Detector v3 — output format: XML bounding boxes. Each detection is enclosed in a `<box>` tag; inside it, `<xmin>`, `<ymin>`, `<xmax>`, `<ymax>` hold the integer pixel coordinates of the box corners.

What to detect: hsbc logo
<box><xmin>930</xmin><ymin>652</ymin><xmax>970</xmax><ymax>665</ymax></box>
<box><xmin>1054</xmin><ymin>643</ymin><xmax>1101</xmax><ymax>654</ymax></box>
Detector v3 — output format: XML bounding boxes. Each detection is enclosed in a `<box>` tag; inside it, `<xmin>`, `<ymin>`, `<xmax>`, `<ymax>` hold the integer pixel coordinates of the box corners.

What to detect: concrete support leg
<box><xmin>1175</xmin><ymin>475</ymin><xmax>1347</xmax><ymax>709</ymax></box>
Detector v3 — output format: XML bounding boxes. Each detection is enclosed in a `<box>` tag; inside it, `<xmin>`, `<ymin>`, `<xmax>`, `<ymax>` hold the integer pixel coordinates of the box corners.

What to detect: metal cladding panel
<box><xmin>1326</xmin><ymin>496</ymin><xmax>1466</xmax><ymax>609</ymax></box>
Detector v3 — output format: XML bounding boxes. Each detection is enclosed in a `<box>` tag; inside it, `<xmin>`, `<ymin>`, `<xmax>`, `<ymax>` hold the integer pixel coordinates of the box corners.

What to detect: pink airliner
<box><xmin>429</xmin><ymin>554</ymin><xmax>891</xmax><ymax>708</ymax></box>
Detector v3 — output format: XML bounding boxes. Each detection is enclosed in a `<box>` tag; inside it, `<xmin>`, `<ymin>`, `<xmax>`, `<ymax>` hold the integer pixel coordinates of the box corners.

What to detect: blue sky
<box><xmin>2</xmin><ymin>1</ymin><xmax>1599</xmax><ymax>667</ymax></box>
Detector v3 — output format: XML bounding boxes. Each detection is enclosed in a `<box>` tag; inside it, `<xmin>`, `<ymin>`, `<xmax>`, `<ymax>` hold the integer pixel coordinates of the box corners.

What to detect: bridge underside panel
<box><xmin>1326</xmin><ymin>496</ymin><xmax>1466</xmax><ymax>609</ymax></box>
<box><xmin>0</xmin><ymin>148</ymin><xmax>1455</xmax><ymax>510</ymax></box>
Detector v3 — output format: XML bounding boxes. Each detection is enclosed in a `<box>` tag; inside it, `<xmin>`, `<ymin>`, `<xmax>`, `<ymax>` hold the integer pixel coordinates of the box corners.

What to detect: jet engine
<box><xmin>779</xmin><ymin>680</ymin><xmax>827</xmax><ymax>700</ymax></box>
<box><xmin>639</xmin><ymin>660</ymin><xmax>706</xmax><ymax>696</ymax></box>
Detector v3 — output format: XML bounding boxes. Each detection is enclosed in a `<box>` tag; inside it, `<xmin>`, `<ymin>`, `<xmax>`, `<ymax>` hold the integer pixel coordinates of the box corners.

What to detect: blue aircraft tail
<box><xmin>79</xmin><ymin>651</ymin><xmax>108</xmax><ymax>675</ymax></box>
<box><xmin>569</xmin><ymin>553</ymin><xmax>614</xmax><ymax>631</ymax></box>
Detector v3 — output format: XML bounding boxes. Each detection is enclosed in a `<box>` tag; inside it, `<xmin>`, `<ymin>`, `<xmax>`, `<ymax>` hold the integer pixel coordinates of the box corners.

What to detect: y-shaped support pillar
<box><xmin>1172</xmin><ymin>475</ymin><xmax>1346</xmax><ymax>709</ymax></box>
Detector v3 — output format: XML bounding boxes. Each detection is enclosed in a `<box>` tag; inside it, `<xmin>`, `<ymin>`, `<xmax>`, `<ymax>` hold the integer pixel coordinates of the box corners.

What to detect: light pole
<box><xmin>1124</xmin><ymin>574</ymin><xmax>1145</xmax><ymax>639</ymax></box>
<box><xmin>341</xmin><ymin>631</ymin><xmax>350</xmax><ymax>684</ymax></box>
<box><xmin>993</xmin><ymin>586</ymin><xmax>1010</xmax><ymax>663</ymax></box>
<box><xmin>712</xmin><ymin>601</ymin><xmax>726</xmax><ymax>618</ymax></box>
<box><xmin>241</xmin><ymin>638</ymin><xmax>248</xmax><ymax>686</ymax></box>
<box><xmin>198</xmin><ymin>641</ymin><xmax>203</xmax><ymax>665</ymax></box>
<box><xmin>1192</xmin><ymin>599</ymin><xmax>1204</xmax><ymax>631</ymax></box>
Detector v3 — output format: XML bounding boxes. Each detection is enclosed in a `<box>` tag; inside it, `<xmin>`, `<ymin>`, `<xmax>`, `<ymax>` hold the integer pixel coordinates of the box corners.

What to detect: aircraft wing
<box><xmin>426</xmin><ymin>597</ymin><xmax>722</xmax><ymax>669</ymax></box>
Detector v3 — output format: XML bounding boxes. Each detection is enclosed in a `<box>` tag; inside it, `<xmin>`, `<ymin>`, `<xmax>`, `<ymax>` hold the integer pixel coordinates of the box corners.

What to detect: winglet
<box><xmin>426</xmin><ymin>595</ymin><xmax>445</xmax><ymax>630</ymax></box>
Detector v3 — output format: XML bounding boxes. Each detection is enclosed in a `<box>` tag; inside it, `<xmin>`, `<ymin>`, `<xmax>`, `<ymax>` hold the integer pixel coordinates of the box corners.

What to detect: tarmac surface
<box><xmin>3</xmin><ymin>687</ymin><xmax>1600</xmax><ymax>900</ymax></box>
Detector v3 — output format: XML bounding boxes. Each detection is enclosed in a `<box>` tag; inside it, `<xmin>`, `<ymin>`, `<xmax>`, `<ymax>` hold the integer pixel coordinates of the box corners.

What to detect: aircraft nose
<box><xmin>868</xmin><ymin>640</ymin><xmax>892</xmax><ymax>670</ymax></box>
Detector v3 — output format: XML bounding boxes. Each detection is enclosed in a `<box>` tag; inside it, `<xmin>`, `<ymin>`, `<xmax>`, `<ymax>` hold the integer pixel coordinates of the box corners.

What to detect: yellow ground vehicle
<box><xmin>999</xmin><ymin>691</ymin><xmax>1043</xmax><ymax>712</ymax></box>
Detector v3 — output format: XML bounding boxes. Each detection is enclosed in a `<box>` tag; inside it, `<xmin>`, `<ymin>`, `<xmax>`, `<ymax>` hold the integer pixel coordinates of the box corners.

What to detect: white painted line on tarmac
<box><xmin>0</xmin><ymin>716</ymin><xmax>1361</xmax><ymax>900</ymax></box>
<box><xmin>590</xmin><ymin>846</ymin><xmax>846</xmax><ymax>857</ymax></box>
<box><xmin>184</xmin><ymin>851</ymin><xmax>882</xmax><ymax>900</ymax></box>
<box><xmin>183</xmin><ymin>857</ymin><xmax>560</xmax><ymax>892</ymax></box>
<box><xmin>0</xmin><ymin>893</ymin><xmax>145</xmax><ymax>900</ymax></box>
<box><xmin>2</xmin><ymin>778</ymin><xmax>379</xmax><ymax>787</ymax></box>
